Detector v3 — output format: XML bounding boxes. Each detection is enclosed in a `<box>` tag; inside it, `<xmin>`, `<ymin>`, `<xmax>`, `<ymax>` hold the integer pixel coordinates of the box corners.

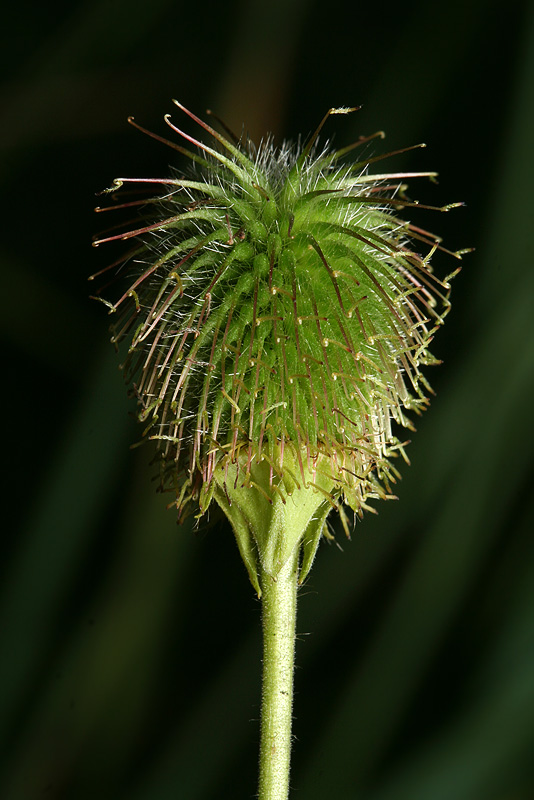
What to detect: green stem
<box><xmin>258</xmin><ymin>550</ymin><xmax>299</xmax><ymax>800</ymax></box>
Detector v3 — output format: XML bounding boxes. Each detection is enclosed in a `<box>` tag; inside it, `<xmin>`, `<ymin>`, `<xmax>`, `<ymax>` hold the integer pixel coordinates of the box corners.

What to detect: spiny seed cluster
<box><xmin>92</xmin><ymin>101</ymin><xmax>465</xmax><ymax>521</ymax></box>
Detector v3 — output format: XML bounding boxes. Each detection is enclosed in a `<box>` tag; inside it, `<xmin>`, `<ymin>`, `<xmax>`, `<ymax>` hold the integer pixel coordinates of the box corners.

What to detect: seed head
<box><xmin>92</xmin><ymin>101</ymin><xmax>465</xmax><ymax>523</ymax></box>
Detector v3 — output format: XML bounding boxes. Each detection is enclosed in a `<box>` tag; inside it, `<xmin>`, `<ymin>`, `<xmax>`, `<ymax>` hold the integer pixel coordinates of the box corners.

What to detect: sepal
<box><xmin>212</xmin><ymin>451</ymin><xmax>335</xmax><ymax>593</ymax></box>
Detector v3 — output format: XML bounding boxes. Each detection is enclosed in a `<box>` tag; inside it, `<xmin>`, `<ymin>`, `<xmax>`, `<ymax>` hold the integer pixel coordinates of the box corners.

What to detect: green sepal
<box><xmin>212</xmin><ymin>483</ymin><xmax>261</xmax><ymax>596</ymax></box>
<box><xmin>299</xmin><ymin>499</ymin><xmax>336</xmax><ymax>585</ymax></box>
<box><xmin>212</xmin><ymin>451</ymin><xmax>336</xmax><ymax>593</ymax></box>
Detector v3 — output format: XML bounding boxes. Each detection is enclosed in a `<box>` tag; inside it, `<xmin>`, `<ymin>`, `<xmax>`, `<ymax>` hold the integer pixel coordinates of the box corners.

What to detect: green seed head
<box><xmin>92</xmin><ymin>101</ymin><xmax>465</xmax><ymax>525</ymax></box>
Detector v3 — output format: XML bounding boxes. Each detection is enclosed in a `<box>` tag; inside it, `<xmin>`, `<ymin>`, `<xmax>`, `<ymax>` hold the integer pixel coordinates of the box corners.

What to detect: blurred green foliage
<box><xmin>1</xmin><ymin>0</ymin><xmax>533</xmax><ymax>798</ymax></box>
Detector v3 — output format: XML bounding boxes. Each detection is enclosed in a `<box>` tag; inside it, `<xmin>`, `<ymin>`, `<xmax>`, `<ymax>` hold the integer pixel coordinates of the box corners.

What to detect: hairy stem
<box><xmin>258</xmin><ymin>551</ymin><xmax>299</xmax><ymax>800</ymax></box>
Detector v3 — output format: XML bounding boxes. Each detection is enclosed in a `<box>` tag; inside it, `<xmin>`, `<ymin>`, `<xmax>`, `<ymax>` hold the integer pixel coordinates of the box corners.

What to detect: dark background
<box><xmin>1</xmin><ymin>1</ymin><xmax>533</xmax><ymax>798</ymax></box>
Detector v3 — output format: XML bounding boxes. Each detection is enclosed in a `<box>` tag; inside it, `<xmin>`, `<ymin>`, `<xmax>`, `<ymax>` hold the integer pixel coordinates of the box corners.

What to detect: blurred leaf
<box><xmin>0</xmin><ymin>350</ymin><xmax>131</xmax><ymax>749</ymax></box>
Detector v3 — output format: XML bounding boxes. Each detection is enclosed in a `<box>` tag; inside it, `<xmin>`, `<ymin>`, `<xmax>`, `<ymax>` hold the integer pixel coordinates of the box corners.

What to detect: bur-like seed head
<box><xmin>92</xmin><ymin>101</ymin><xmax>464</xmax><ymax>522</ymax></box>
